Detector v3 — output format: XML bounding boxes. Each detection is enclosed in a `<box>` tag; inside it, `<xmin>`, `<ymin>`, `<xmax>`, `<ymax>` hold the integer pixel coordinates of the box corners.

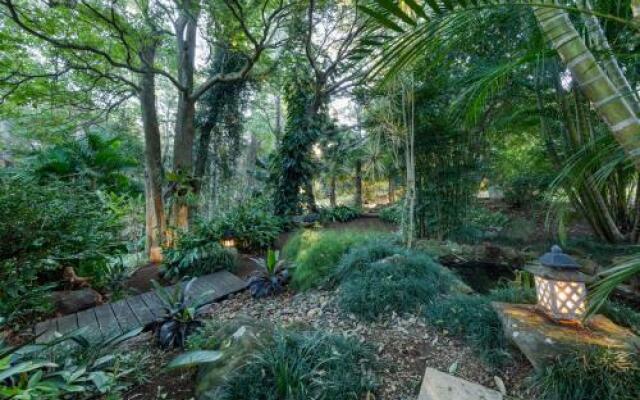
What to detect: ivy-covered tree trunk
<box><xmin>533</xmin><ymin>7</ymin><xmax>640</xmax><ymax>171</ymax></box>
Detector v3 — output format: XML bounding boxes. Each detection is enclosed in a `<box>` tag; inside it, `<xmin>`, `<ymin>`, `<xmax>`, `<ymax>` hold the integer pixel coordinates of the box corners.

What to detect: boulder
<box><xmin>51</xmin><ymin>288</ymin><xmax>102</xmax><ymax>315</ymax></box>
<box><xmin>418</xmin><ymin>367</ymin><xmax>503</xmax><ymax>400</ymax></box>
<box><xmin>492</xmin><ymin>302</ymin><xmax>640</xmax><ymax>371</ymax></box>
<box><xmin>195</xmin><ymin>316</ymin><xmax>273</xmax><ymax>400</ymax></box>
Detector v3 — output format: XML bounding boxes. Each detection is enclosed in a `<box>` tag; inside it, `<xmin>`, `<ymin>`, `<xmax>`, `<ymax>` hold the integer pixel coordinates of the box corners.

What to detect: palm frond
<box><xmin>587</xmin><ymin>256</ymin><xmax>640</xmax><ymax>319</ymax></box>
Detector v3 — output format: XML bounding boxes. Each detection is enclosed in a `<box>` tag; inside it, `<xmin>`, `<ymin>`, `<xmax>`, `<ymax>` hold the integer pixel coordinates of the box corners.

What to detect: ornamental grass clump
<box><xmin>217</xmin><ymin>330</ymin><xmax>377</xmax><ymax>400</ymax></box>
<box><xmin>424</xmin><ymin>293</ymin><xmax>512</xmax><ymax>367</ymax></box>
<box><xmin>532</xmin><ymin>347</ymin><xmax>640</xmax><ymax>400</ymax></box>
<box><xmin>285</xmin><ymin>229</ymin><xmax>389</xmax><ymax>290</ymax></box>
<box><xmin>338</xmin><ymin>252</ymin><xmax>456</xmax><ymax>321</ymax></box>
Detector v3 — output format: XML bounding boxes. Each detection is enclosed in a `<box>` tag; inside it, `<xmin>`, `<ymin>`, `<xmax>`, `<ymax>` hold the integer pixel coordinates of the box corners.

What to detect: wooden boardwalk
<box><xmin>34</xmin><ymin>271</ymin><xmax>247</xmax><ymax>343</ymax></box>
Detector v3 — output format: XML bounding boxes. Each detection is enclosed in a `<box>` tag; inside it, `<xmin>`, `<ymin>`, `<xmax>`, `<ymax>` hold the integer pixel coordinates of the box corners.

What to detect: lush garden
<box><xmin>2</xmin><ymin>0</ymin><xmax>640</xmax><ymax>399</ymax></box>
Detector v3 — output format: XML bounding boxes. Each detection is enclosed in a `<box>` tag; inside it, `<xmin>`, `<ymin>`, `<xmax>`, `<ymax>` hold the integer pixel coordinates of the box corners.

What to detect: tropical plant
<box><xmin>379</xmin><ymin>201</ymin><xmax>403</xmax><ymax>224</ymax></box>
<box><xmin>0</xmin><ymin>328</ymin><xmax>148</xmax><ymax>399</ymax></box>
<box><xmin>153</xmin><ymin>278</ymin><xmax>213</xmax><ymax>349</ymax></box>
<box><xmin>247</xmin><ymin>249</ymin><xmax>289</xmax><ymax>298</ymax></box>
<box><xmin>587</xmin><ymin>255</ymin><xmax>640</xmax><ymax>319</ymax></box>
<box><xmin>163</xmin><ymin>236</ymin><xmax>236</xmax><ymax>282</ymax></box>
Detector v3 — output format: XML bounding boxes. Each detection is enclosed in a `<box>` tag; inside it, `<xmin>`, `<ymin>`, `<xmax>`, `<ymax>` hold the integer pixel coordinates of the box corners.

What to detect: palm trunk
<box><xmin>304</xmin><ymin>180</ymin><xmax>318</xmax><ymax>212</ymax></box>
<box><xmin>534</xmin><ymin>7</ymin><xmax>640</xmax><ymax>171</ymax></box>
<box><xmin>388</xmin><ymin>176</ymin><xmax>395</xmax><ymax>203</ymax></box>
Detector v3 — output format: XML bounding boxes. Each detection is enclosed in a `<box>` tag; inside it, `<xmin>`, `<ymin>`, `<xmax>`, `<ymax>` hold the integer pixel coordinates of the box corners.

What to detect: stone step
<box><xmin>418</xmin><ymin>368</ymin><xmax>503</xmax><ymax>400</ymax></box>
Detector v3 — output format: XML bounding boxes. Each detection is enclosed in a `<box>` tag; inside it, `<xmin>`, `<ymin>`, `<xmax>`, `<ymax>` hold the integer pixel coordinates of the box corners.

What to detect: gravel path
<box><xmin>200</xmin><ymin>289</ymin><xmax>534</xmax><ymax>399</ymax></box>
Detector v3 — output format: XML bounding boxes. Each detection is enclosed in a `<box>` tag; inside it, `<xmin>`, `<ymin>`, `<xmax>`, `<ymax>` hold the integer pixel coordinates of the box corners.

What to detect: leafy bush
<box><xmin>163</xmin><ymin>234</ymin><xmax>236</xmax><ymax>281</ymax></box>
<box><xmin>217</xmin><ymin>330</ymin><xmax>377</xmax><ymax>400</ymax></box>
<box><xmin>532</xmin><ymin>347</ymin><xmax>640</xmax><ymax>400</ymax></box>
<box><xmin>215</xmin><ymin>197</ymin><xmax>284</xmax><ymax>251</ymax></box>
<box><xmin>339</xmin><ymin>252</ymin><xmax>456</xmax><ymax>321</ymax></box>
<box><xmin>378</xmin><ymin>202</ymin><xmax>402</xmax><ymax>224</ymax></box>
<box><xmin>0</xmin><ymin>174</ymin><xmax>125</xmax><ymax>327</ymax></box>
<box><xmin>284</xmin><ymin>230</ymin><xmax>388</xmax><ymax>290</ymax></box>
<box><xmin>247</xmin><ymin>249</ymin><xmax>289</xmax><ymax>298</ymax></box>
<box><xmin>318</xmin><ymin>205</ymin><xmax>361</xmax><ymax>223</ymax></box>
<box><xmin>1</xmin><ymin>328</ymin><xmax>151</xmax><ymax>399</ymax></box>
<box><xmin>424</xmin><ymin>293</ymin><xmax>511</xmax><ymax>366</ymax></box>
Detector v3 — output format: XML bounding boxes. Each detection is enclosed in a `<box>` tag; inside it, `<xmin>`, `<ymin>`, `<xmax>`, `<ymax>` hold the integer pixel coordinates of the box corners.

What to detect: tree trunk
<box><xmin>274</xmin><ymin>94</ymin><xmax>283</xmax><ymax>143</ymax></box>
<box><xmin>329</xmin><ymin>175</ymin><xmax>337</xmax><ymax>207</ymax></box>
<box><xmin>388</xmin><ymin>175</ymin><xmax>395</xmax><ymax>203</ymax></box>
<box><xmin>304</xmin><ymin>179</ymin><xmax>318</xmax><ymax>213</ymax></box>
<box><xmin>354</xmin><ymin>160</ymin><xmax>363</xmax><ymax>208</ymax></box>
<box><xmin>139</xmin><ymin>44</ymin><xmax>165</xmax><ymax>261</ymax></box>
<box><xmin>533</xmin><ymin>7</ymin><xmax>640</xmax><ymax>171</ymax></box>
<box><xmin>193</xmin><ymin>122</ymin><xmax>214</xmax><ymax>194</ymax></box>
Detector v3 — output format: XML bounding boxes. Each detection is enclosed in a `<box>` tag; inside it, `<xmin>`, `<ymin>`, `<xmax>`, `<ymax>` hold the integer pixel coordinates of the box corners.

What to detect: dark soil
<box><xmin>122</xmin><ymin>349</ymin><xmax>195</xmax><ymax>400</ymax></box>
<box><xmin>125</xmin><ymin>263</ymin><xmax>165</xmax><ymax>294</ymax></box>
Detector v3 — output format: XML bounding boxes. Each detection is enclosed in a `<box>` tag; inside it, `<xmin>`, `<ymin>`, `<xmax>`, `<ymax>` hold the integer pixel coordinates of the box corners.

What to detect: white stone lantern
<box><xmin>525</xmin><ymin>245</ymin><xmax>589</xmax><ymax>323</ymax></box>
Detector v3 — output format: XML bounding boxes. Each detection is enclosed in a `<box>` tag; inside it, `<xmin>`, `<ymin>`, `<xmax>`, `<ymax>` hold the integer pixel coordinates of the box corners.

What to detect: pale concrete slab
<box><xmin>418</xmin><ymin>367</ymin><xmax>503</xmax><ymax>400</ymax></box>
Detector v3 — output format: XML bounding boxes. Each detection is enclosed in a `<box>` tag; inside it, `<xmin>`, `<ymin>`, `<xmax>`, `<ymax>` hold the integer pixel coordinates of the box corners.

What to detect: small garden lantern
<box><xmin>221</xmin><ymin>230</ymin><xmax>236</xmax><ymax>249</ymax></box>
<box><xmin>525</xmin><ymin>245</ymin><xmax>589</xmax><ymax>323</ymax></box>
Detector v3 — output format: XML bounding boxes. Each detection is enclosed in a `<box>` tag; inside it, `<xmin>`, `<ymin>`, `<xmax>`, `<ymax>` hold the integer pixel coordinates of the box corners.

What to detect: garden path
<box><xmin>33</xmin><ymin>271</ymin><xmax>247</xmax><ymax>343</ymax></box>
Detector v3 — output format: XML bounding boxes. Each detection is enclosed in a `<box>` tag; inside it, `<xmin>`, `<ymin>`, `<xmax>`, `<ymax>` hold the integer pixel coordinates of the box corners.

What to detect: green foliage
<box><xmin>331</xmin><ymin>239</ymin><xmax>406</xmax><ymax>284</ymax></box>
<box><xmin>0</xmin><ymin>174</ymin><xmax>125</xmax><ymax>327</ymax></box>
<box><xmin>318</xmin><ymin>205</ymin><xmax>361</xmax><ymax>223</ymax></box>
<box><xmin>217</xmin><ymin>330</ymin><xmax>377</xmax><ymax>400</ymax></box>
<box><xmin>378</xmin><ymin>201</ymin><xmax>402</xmax><ymax>224</ymax></box>
<box><xmin>424</xmin><ymin>293</ymin><xmax>512</xmax><ymax>367</ymax></box>
<box><xmin>31</xmin><ymin>129</ymin><xmax>142</xmax><ymax>195</ymax></box>
<box><xmin>338</xmin><ymin>252</ymin><xmax>456</xmax><ymax>321</ymax></box>
<box><xmin>215</xmin><ymin>197</ymin><xmax>284</xmax><ymax>251</ymax></box>
<box><xmin>163</xmin><ymin>236</ymin><xmax>235</xmax><ymax>281</ymax></box>
<box><xmin>532</xmin><ymin>347</ymin><xmax>640</xmax><ymax>400</ymax></box>
<box><xmin>598</xmin><ymin>300</ymin><xmax>640</xmax><ymax>335</ymax></box>
<box><xmin>0</xmin><ymin>328</ymin><xmax>150</xmax><ymax>399</ymax></box>
<box><xmin>153</xmin><ymin>278</ymin><xmax>212</xmax><ymax>349</ymax></box>
<box><xmin>284</xmin><ymin>230</ymin><xmax>388</xmax><ymax>290</ymax></box>
<box><xmin>248</xmin><ymin>249</ymin><xmax>288</xmax><ymax>298</ymax></box>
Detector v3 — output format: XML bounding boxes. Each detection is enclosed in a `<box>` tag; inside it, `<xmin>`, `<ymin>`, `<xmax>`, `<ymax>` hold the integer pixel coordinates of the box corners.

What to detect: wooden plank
<box><xmin>35</xmin><ymin>319</ymin><xmax>55</xmax><ymax>343</ymax></box>
<box><xmin>141</xmin><ymin>291</ymin><xmax>166</xmax><ymax>319</ymax></box>
<box><xmin>56</xmin><ymin>313</ymin><xmax>78</xmax><ymax>335</ymax></box>
<box><xmin>76</xmin><ymin>308</ymin><xmax>102</xmax><ymax>342</ymax></box>
<box><xmin>94</xmin><ymin>304</ymin><xmax>122</xmax><ymax>338</ymax></box>
<box><xmin>126</xmin><ymin>295</ymin><xmax>155</xmax><ymax>325</ymax></box>
<box><xmin>110</xmin><ymin>300</ymin><xmax>140</xmax><ymax>332</ymax></box>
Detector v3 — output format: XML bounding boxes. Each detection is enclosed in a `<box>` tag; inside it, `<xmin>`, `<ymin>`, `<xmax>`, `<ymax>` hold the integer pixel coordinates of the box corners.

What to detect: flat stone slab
<box><xmin>418</xmin><ymin>368</ymin><xmax>503</xmax><ymax>400</ymax></box>
<box><xmin>492</xmin><ymin>302</ymin><xmax>640</xmax><ymax>371</ymax></box>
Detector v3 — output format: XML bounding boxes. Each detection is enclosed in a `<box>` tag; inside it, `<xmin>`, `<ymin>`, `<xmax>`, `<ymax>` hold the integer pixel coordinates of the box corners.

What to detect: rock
<box><xmin>196</xmin><ymin>317</ymin><xmax>273</xmax><ymax>400</ymax></box>
<box><xmin>51</xmin><ymin>288</ymin><xmax>102</xmax><ymax>315</ymax></box>
<box><xmin>492</xmin><ymin>302</ymin><xmax>640</xmax><ymax>371</ymax></box>
<box><xmin>418</xmin><ymin>367</ymin><xmax>503</xmax><ymax>400</ymax></box>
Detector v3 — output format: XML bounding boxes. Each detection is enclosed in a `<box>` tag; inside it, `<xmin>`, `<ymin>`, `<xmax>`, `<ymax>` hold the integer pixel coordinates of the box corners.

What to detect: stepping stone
<box><xmin>418</xmin><ymin>368</ymin><xmax>503</xmax><ymax>400</ymax></box>
<box><xmin>492</xmin><ymin>302</ymin><xmax>640</xmax><ymax>371</ymax></box>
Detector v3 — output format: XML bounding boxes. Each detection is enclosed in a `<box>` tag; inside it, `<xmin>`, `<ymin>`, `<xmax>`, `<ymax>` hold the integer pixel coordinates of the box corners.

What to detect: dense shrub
<box><xmin>532</xmin><ymin>347</ymin><xmax>640</xmax><ymax>400</ymax></box>
<box><xmin>331</xmin><ymin>240</ymin><xmax>406</xmax><ymax>284</ymax></box>
<box><xmin>284</xmin><ymin>229</ymin><xmax>388</xmax><ymax>290</ymax></box>
<box><xmin>318</xmin><ymin>205</ymin><xmax>361</xmax><ymax>223</ymax></box>
<box><xmin>339</xmin><ymin>252</ymin><xmax>456</xmax><ymax>321</ymax></box>
<box><xmin>378</xmin><ymin>202</ymin><xmax>402</xmax><ymax>224</ymax></box>
<box><xmin>0</xmin><ymin>174</ymin><xmax>125</xmax><ymax>327</ymax></box>
<box><xmin>218</xmin><ymin>330</ymin><xmax>377</xmax><ymax>400</ymax></box>
<box><xmin>163</xmin><ymin>235</ymin><xmax>236</xmax><ymax>281</ymax></box>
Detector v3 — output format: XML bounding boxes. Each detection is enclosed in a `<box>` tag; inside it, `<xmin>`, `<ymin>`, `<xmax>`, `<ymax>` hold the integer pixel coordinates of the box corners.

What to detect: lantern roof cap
<box><xmin>539</xmin><ymin>245</ymin><xmax>580</xmax><ymax>269</ymax></box>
